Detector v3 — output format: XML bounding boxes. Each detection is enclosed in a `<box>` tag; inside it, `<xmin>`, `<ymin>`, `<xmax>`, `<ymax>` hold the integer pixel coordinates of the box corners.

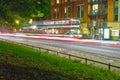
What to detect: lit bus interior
<box><xmin>23</xmin><ymin>18</ymin><xmax>82</xmax><ymax>38</ymax></box>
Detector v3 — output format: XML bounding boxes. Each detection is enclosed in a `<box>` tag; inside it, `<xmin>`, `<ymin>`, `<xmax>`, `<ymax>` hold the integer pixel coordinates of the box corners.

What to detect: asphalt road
<box><xmin>0</xmin><ymin>35</ymin><xmax>120</xmax><ymax>59</ymax></box>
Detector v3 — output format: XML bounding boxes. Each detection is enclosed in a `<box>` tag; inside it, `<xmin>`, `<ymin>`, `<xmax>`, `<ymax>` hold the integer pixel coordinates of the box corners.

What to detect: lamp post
<box><xmin>14</xmin><ymin>20</ymin><xmax>20</xmax><ymax>32</ymax></box>
<box><xmin>119</xmin><ymin>21</ymin><xmax>120</xmax><ymax>41</ymax></box>
<box><xmin>119</xmin><ymin>0</ymin><xmax>120</xmax><ymax>41</ymax></box>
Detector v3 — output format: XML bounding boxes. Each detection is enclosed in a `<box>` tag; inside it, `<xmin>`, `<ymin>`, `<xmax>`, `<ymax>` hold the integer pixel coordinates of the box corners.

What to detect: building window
<box><xmin>54</xmin><ymin>8</ymin><xmax>59</xmax><ymax>19</ymax></box>
<box><xmin>100</xmin><ymin>4</ymin><xmax>108</xmax><ymax>22</ymax></box>
<box><xmin>77</xmin><ymin>5</ymin><xmax>84</xmax><ymax>22</ymax></box>
<box><xmin>54</xmin><ymin>0</ymin><xmax>59</xmax><ymax>4</ymax></box>
<box><xmin>64</xmin><ymin>7</ymin><xmax>71</xmax><ymax>18</ymax></box>
<box><xmin>114</xmin><ymin>0</ymin><xmax>118</xmax><ymax>21</ymax></box>
<box><xmin>65</xmin><ymin>0</ymin><xmax>71</xmax><ymax>2</ymax></box>
<box><xmin>92</xmin><ymin>4</ymin><xmax>98</xmax><ymax>13</ymax></box>
<box><xmin>56</xmin><ymin>0</ymin><xmax>59</xmax><ymax>4</ymax></box>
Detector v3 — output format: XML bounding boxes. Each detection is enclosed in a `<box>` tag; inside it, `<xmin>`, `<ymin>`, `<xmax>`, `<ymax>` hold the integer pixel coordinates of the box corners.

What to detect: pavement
<box><xmin>0</xmin><ymin>33</ymin><xmax>120</xmax><ymax>47</ymax></box>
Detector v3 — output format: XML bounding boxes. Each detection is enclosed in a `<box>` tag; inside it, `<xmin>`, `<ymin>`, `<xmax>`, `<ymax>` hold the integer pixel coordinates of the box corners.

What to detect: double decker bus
<box><xmin>36</xmin><ymin>18</ymin><xmax>81</xmax><ymax>35</ymax></box>
<box><xmin>23</xmin><ymin>18</ymin><xmax>82</xmax><ymax>38</ymax></box>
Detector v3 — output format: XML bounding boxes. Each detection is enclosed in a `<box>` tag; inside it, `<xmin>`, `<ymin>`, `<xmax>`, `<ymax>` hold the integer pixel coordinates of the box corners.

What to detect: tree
<box><xmin>39</xmin><ymin>0</ymin><xmax>51</xmax><ymax>19</ymax></box>
<box><xmin>0</xmin><ymin>0</ymin><xmax>51</xmax><ymax>30</ymax></box>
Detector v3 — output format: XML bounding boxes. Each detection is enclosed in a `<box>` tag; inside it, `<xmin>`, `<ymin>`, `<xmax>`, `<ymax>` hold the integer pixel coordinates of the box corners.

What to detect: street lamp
<box><xmin>13</xmin><ymin>20</ymin><xmax>20</xmax><ymax>32</ymax></box>
<box><xmin>29</xmin><ymin>19</ymin><xmax>33</xmax><ymax>24</ymax></box>
<box><xmin>15</xmin><ymin>20</ymin><xmax>19</xmax><ymax>24</ymax></box>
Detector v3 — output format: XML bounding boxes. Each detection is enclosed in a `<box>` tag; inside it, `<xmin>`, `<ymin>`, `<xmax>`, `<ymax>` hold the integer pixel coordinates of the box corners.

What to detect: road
<box><xmin>0</xmin><ymin>34</ymin><xmax>120</xmax><ymax>59</ymax></box>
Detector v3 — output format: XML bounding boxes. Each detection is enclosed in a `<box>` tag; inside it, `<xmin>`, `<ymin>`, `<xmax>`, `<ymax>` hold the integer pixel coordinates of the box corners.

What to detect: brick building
<box><xmin>50</xmin><ymin>0</ymin><xmax>120</xmax><ymax>40</ymax></box>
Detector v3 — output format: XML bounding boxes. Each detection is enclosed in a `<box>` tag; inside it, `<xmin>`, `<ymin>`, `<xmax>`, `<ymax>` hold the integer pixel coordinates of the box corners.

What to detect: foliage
<box><xmin>0</xmin><ymin>40</ymin><xmax>120</xmax><ymax>80</ymax></box>
<box><xmin>0</xmin><ymin>0</ymin><xmax>51</xmax><ymax>29</ymax></box>
<box><xmin>39</xmin><ymin>0</ymin><xmax>51</xmax><ymax>19</ymax></box>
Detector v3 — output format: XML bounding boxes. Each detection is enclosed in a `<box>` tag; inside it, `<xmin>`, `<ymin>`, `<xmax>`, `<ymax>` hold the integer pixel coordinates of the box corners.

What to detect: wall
<box><xmin>108</xmin><ymin>0</ymin><xmax>114</xmax><ymax>22</ymax></box>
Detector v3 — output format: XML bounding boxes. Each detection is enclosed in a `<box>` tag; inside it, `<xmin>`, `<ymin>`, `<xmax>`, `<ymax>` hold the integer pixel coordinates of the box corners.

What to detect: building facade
<box><xmin>50</xmin><ymin>0</ymin><xmax>120</xmax><ymax>40</ymax></box>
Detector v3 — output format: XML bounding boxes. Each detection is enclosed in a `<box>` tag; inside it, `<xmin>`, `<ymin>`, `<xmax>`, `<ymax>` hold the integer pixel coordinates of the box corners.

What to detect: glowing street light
<box><xmin>15</xmin><ymin>20</ymin><xmax>19</xmax><ymax>24</ymax></box>
<box><xmin>29</xmin><ymin>19</ymin><xmax>33</xmax><ymax>24</ymax></box>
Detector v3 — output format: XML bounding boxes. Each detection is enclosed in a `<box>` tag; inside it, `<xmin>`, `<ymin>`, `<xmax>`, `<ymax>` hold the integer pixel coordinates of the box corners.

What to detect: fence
<box><xmin>1</xmin><ymin>39</ymin><xmax>120</xmax><ymax>71</ymax></box>
<box><xmin>19</xmin><ymin>42</ymin><xmax>120</xmax><ymax>71</ymax></box>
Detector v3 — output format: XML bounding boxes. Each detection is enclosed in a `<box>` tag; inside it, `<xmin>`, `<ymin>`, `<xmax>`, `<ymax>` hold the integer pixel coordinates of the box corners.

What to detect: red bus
<box><xmin>23</xmin><ymin>18</ymin><xmax>82</xmax><ymax>38</ymax></box>
<box><xmin>36</xmin><ymin>18</ymin><xmax>81</xmax><ymax>34</ymax></box>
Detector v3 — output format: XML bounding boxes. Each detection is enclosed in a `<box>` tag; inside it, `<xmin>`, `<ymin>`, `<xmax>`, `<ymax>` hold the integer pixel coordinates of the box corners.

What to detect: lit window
<box><xmin>77</xmin><ymin>5</ymin><xmax>84</xmax><ymax>22</ymax></box>
<box><xmin>54</xmin><ymin>8</ymin><xmax>59</xmax><ymax>19</ymax></box>
<box><xmin>92</xmin><ymin>4</ymin><xmax>98</xmax><ymax>12</ymax></box>
<box><xmin>64</xmin><ymin>7</ymin><xmax>71</xmax><ymax>18</ymax></box>
<box><xmin>54</xmin><ymin>0</ymin><xmax>59</xmax><ymax>4</ymax></box>
<box><xmin>56</xmin><ymin>0</ymin><xmax>59</xmax><ymax>4</ymax></box>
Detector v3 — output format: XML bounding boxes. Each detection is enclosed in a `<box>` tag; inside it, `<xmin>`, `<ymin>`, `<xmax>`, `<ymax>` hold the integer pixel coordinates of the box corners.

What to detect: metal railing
<box><xmin>1</xmin><ymin>39</ymin><xmax>120</xmax><ymax>71</ymax></box>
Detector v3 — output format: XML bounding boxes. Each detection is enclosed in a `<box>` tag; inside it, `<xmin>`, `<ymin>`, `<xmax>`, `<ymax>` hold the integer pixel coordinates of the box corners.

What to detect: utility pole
<box><xmin>119</xmin><ymin>21</ymin><xmax>120</xmax><ymax>41</ymax></box>
<box><xmin>118</xmin><ymin>0</ymin><xmax>120</xmax><ymax>41</ymax></box>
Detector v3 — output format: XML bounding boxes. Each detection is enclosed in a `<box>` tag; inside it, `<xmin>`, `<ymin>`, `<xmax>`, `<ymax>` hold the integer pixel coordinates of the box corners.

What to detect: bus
<box><xmin>36</xmin><ymin>18</ymin><xmax>81</xmax><ymax>34</ymax></box>
<box><xmin>23</xmin><ymin>18</ymin><xmax>82</xmax><ymax>38</ymax></box>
